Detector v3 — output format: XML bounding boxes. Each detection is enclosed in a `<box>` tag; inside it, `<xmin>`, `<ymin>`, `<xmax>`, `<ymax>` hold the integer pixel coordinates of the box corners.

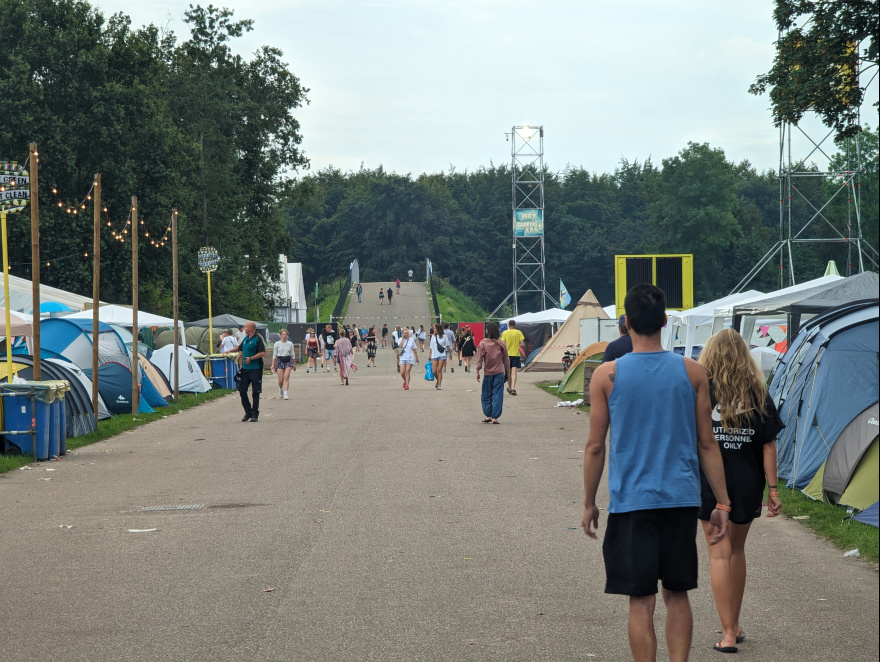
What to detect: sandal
<box><xmin>713</xmin><ymin>642</ymin><xmax>738</xmax><ymax>654</ymax></box>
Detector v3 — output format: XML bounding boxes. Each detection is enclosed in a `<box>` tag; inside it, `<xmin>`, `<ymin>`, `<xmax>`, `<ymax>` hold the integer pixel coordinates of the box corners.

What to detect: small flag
<box><xmin>559</xmin><ymin>279</ymin><xmax>572</xmax><ymax>308</ymax></box>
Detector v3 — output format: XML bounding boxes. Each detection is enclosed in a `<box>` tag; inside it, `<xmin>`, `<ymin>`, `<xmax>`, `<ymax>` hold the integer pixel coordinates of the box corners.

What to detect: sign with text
<box><xmin>0</xmin><ymin>161</ymin><xmax>29</xmax><ymax>213</ymax></box>
<box><xmin>198</xmin><ymin>246</ymin><xmax>219</xmax><ymax>273</ymax></box>
<box><xmin>514</xmin><ymin>209</ymin><xmax>543</xmax><ymax>237</ymax></box>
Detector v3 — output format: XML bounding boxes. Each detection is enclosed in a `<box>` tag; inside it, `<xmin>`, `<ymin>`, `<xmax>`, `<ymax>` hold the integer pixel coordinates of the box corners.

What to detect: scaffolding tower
<box><xmin>733</xmin><ymin>34</ymin><xmax>879</xmax><ymax>292</ymax></box>
<box><xmin>490</xmin><ymin>125</ymin><xmax>558</xmax><ymax>317</ymax></box>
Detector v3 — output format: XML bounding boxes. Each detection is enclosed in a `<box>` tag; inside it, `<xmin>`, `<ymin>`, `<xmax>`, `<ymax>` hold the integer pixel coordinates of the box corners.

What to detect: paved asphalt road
<box><xmin>1</xmin><ymin>281</ymin><xmax>877</xmax><ymax>661</ymax></box>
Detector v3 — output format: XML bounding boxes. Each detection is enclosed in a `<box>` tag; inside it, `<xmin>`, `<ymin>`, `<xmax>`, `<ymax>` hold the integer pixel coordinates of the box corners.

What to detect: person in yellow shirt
<box><xmin>500</xmin><ymin>319</ymin><xmax>526</xmax><ymax>395</ymax></box>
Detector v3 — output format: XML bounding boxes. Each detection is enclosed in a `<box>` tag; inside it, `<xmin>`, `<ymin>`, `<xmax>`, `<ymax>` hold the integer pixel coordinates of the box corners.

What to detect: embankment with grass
<box><xmin>434</xmin><ymin>279</ymin><xmax>488</xmax><ymax>322</ymax></box>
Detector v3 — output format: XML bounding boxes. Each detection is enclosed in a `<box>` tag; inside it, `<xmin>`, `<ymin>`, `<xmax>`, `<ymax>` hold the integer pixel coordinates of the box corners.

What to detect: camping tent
<box><xmin>138</xmin><ymin>355</ymin><xmax>172</xmax><ymax>401</ymax></box>
<box><xmin>735</xmin><ymin>272</ymin><xmax>877</xmax><ymax>342</ymax></box>
<box><xmin>1</xmin><ymin>308</ymin><xmax>34</xmax><ymax>337</ymax></box>
<box><xmin>150</xmin><ymin>345</ymin><xmax>212</xmax><ymax>393</ymax></box>
<box><xmin>769</xmin><ymin>301</ymin><xmax>879</xmax><ymax>491</ymax></box>
<box><xmin>0</xmin><ymin>274</ymin><xmax>103</xmax><ymax>313</ymax></box>
<box><xmin>558</xmin><ymin>342</ymin><xmax>609</xmax><ymax>394</ymax></box>
<box><xmin>40</xmin><ymin>318</ymin><xmax>131</xmax><ymax>369</ymax></box>
<box><xmin>509</xmin><ymin>309</ymin><xmax>571</xmax><ymax>325</ymax></box>
<box><xmin>84</xmin><ymin>362</ymin><xmax>154</xmax><ymax>414</ymax></box>
<box><xmin>46</xmin><ymin>358</ymin><xmax>111</xmax><ymax>421</ymax></box>
<box><xmin>802</xmin><ymin>402</ymin><xmax>878</xmax><ymax>510</ymax></box>
<box><xmin>524</xmin><ymin>290</ymin><xmax>609</xmax><ymax>372</ymax></box>
<box><xmin>188</xmin><ymin>315</ymin><xmax>267</xmax><ymax>334</ymax></box>
<box><xmin>662</xmin><ymin>290</ymin><xmax>762</xmax><ymax>358</ymax></box>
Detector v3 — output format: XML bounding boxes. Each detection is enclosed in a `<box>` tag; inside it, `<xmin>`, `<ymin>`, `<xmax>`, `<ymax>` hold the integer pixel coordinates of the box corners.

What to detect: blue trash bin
<box><xmin>58</xmin><ymin>399</ymin><xmax>67</xmax><ymax>455</ymax></box>
<box><xmin>47</xmin><ymin>399</ymin><xmax>62</xmax><ymax>459</ymax></box>
<box><xmin>2</xmin><ymin>396</ymin><xmax>50</xmax><ymax>460</ymax></box>
<box><xmin>209</xmin><ymin>357</ymin><xmax>238</xmax><ymax>389</ymax></box>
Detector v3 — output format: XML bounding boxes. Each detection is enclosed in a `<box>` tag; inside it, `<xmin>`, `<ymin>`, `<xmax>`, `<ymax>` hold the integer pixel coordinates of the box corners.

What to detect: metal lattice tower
<box><xmin>490</xmin><ymin>125</ymin><xmax>557</xmax><ymax>317</ymax></box>
<box><xmin>734</xmin><ymin>33</ymin><xmax>878</xmax><ymax>293</ymax></box>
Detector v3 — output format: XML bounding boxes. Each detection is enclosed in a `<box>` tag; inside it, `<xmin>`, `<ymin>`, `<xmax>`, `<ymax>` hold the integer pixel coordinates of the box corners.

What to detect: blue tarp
<box><xmin>853</xmin><ymin>501</ymin><xmax>879</xmax><ymax>528</ymax></box>
<box><xmin>84</xmin><ymin>362</ymin><xmax>153</xmax><ymax>415</ymax></box>
<box><xmin>770</xmin><ymin>304</ymin><xmax>879</xmax><ymax>489</ymax></box>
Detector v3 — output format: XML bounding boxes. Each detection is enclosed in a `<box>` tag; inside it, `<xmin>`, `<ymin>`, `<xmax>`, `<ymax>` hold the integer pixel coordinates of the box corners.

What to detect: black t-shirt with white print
<box><xmin>698</xmin><ymin>386</ymin><xmax>785</xmax><ymax>524</ymax></box>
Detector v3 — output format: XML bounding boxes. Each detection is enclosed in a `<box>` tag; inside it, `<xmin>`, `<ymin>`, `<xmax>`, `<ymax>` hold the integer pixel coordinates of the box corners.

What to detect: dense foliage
<box><xmin>0</xmin><ymin>0</ymin><xmax>307</xmax><ymax>319</ymax></box>
<box><xmin>285</xmin><ymin>130</ymin><xmax>878</xmax><ymax>312</ymax></box>
<box><xmin>749</xmin><ymin>0</ymin><xmax>878</xmax><ymax>138</ymax></box>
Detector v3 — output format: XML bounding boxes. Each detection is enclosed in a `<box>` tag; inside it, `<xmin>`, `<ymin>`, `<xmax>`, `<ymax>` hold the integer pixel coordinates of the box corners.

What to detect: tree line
<box><xmin>284</xmin><ymin>129</ymin><xmax>878</xmax><ymax>313</ymax></box>
<box><xmin>0</xmin><ymin>0</ymin><xmax>307</xmax><ymax>320</ymax></box>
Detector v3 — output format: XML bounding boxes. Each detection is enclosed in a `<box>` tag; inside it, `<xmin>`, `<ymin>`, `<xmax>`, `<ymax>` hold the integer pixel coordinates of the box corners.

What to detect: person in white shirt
<box><xmin>272</xmin><ymin>329</ymin><xmax>296</xmax><ymax>399</ymax></box>
<box><xmin>219</xmin><ymin>332</ymin><xmax>238</xmax><ymax>354</ymax></box>
<box><xmin>397</xmin><ymin>327</ymin><xmax>419</xmax><ymax>389</ymax></box>
<box><xmin>430</xmin><ymin>323</ymin><xmax>449</xmax><ymax>390</ymax></box>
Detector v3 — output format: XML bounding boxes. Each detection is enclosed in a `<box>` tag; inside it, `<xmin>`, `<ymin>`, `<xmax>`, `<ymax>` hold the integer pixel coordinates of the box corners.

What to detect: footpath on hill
<box><xmin>1</xmin><ymin>286</ymin><xmax>878</xmax><ymax>660</ymax></box>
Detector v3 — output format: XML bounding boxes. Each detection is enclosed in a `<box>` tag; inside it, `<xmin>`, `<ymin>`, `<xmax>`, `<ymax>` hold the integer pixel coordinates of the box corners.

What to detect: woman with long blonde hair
<box><xmin>697</xmin><ymin>329</ymin><xmax>784</xmax><ymax>653</ymax></box>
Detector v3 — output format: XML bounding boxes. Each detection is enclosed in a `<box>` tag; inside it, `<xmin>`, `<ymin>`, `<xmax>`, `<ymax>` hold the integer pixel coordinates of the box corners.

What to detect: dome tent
<box><xmin>769</xmin><ymin>301</ymin><xmax>878</xmax><ymax>499</ymax></box>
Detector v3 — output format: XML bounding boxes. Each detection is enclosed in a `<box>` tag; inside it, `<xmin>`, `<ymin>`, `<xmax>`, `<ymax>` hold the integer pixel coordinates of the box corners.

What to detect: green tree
<box><xmin>749</xmin><ymin>0</ymin><xmax>878</xmax><ymax>138</ymax></box>
<box><xmin>647</xmin><ymin>143</ymin><xmax>741</xmax><ymax>300</ymax></box>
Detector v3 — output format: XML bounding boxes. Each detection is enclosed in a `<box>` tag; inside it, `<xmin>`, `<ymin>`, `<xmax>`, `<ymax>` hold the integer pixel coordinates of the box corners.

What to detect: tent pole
<box><xmin>172</xmin><ymin>209</ymin><xmax>179</xmax><ymax>403</ymax></box>
<box><xmin>29</xmin><ymin>143</ymin><xmax>40</xmax><ymax>380</ymax></box>
<box><xmin>2</xmin><ymin>211</ymin><xmax>12</xmax><ymax>381</ymax></box>
<box><xmin>131</xmin><ymin>196</ymin><xmax>138</xmax><ymax>415</ymax></box>
<box><xmin>92</xmin><ymin>175</ymin><xmax>101</xmax><ymax>418</ymax></box>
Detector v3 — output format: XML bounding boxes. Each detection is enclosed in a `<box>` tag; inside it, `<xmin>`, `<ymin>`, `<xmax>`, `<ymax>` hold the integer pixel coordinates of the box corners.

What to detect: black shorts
<box><xmin>603</xmin><ymin>507</ymin><xmax>698</xmax><ymax>596</ymax></box>
<box><xmin>509</xmin><ymin>356</ymin><xmax>522</xmax><ymax>369</ymax></box>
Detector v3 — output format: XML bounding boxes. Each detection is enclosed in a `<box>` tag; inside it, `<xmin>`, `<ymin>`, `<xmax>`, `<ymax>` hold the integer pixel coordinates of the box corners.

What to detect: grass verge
<box><xmin>536</xmin><ymin>380</ymin><xmax>590</xmax><ymax>412</ymax></box>
<box><xmin>434</xmin><ymin>278</ymin><xmax>488</xmax><ymax>321</ymax></box>
<box><xmin>772</xmin><ymin>486</ymin><xmax>878</xmax><ymax>564</ymax></box>
<box><xmin>0</xmin><ymin>389</ymin><xmax>233</xmax><ymax>475</ymax></box>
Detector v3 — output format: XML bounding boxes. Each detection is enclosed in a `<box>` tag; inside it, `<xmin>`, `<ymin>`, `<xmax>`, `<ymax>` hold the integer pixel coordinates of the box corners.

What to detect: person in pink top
<box><xmin>395</xmin><ymin>278</ymin><xmax>401</xmax><ymax>295</ymax></box>
<box><xmin>475</xmin><ymin>322</ymin><xmax>511</xmax><ymax>424</ymax></box>
<box><xmin>335</xmin><ymin>335</ymin><xmax>354</xmax><ymax>386</ymax></box>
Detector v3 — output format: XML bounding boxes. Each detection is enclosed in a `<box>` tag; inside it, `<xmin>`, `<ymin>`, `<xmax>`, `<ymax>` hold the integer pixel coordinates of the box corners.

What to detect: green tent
<box><xmin>802</xmin><ymin>402</ymin><xmax>879</xmax><ymax>511</ymax></box>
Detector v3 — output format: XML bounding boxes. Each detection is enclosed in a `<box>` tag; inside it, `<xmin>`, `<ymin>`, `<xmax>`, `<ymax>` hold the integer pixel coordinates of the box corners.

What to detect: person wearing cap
<box><xmin>602</xmin><ymin>314</ymin><xmax>634</xmax><ymax>363</ymax></box>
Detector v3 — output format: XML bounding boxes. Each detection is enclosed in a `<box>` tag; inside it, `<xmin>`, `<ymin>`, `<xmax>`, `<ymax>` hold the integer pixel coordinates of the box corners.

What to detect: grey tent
<box><xmin>736</xmin><ymin>272</ymin><xmax>879</xmax><ymax>342</ymax></box>
<box><xmin>188</xmin><ymin>315</ymin><xmax>267</xmax><ymax>334</ymax></box>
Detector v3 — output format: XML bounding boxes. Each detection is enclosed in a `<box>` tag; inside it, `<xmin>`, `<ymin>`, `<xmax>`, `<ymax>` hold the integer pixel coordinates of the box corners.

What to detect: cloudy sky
<box><xmin>99</xmin><ymin>0</ymin><xmax>877</xmax><ymax>177</ymax></box>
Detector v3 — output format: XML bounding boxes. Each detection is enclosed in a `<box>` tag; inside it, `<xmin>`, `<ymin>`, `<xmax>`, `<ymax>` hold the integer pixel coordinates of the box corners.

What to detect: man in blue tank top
<box><xmin>581</xmin><ymin>284</ymin><xmax>731</xmax><ymax>662</ymax></box>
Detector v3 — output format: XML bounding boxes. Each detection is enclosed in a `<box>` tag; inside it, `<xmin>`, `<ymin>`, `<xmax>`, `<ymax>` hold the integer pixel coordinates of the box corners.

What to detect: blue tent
<box><xmin>31</xmin><ymin>301</ymin><xmax>74</xmax><ymax>314</ymax></box>
<box><xmin>853</xmin><ymin>501</ymin><xmax>879</xmax><ymax>528</ymax></box>
<box><xmin>770</xmin><ymin>301</ymin><xmax>879</xmax><ymax>489</ymax></box>
<box><xmin>84</xmin><ymin>362</ymin><xmax>154</xmax><ymax>415</ymax></box>
<box><xmin>138</xmin><ymin>363</ymin><xmax>169</xmax><ymax>409</ymax></box>
<box><xmin>40</xmin><ymin>318</ymin><xmax>130</xmax><ymax>370</ymax></box>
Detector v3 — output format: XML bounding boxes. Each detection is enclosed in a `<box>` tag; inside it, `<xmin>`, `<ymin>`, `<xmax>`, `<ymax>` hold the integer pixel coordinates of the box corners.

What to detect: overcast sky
<box><xmin>99</xmin><ymin>0</ymin><xmax>878</xmax><ymax>178</ymax></box>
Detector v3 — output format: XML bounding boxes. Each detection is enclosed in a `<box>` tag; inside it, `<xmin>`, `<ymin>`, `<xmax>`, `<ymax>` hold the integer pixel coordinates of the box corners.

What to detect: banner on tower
<box><xmin>514</xmin><ymin>209</ymin><xmax>543</xmax><ymax>237</ymax></box>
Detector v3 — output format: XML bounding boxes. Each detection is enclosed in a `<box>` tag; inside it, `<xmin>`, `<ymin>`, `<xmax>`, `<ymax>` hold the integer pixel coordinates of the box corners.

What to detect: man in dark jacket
<box><xmin>602</xmin><ymin>315</ymin><xmax>633</xmax><ymax>363</ymax></box>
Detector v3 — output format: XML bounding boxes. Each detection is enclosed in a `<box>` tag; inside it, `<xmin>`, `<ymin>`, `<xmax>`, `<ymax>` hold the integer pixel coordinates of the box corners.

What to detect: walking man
<box><xmin>381</xmin><ymin>323</ymin><xmax>389</xmax><ymax>348</ymax></box>
<box><xmin>602</xmin><ymin>315</ymin><xmax>633</xmax><ymax>363</ymax></box>
<box><xmin>443</xmin><ymin>322</ymin><xmax>456</xmax><ymax>373</ymax></box>
<box><xmin>581</xmin><ymin>284</ymin><xmax>731</xmax><ymax>662</ymax></box>
<box><xmin>500</xmin><ymin>319</ymin><xmax>526</xmax><ymax>395</ymax></box>
<box><xmin>356</xmin><ymin>283</ymin><xmax>363</xmax><ymax>303</ymax></box>
<box><xmin>237</xmin><ymin>321</ymin><xmax>266</xmax><ymax>422</ymax></box>
<box><xmin>321</xmin><ymin>324</ymin><xmax>337</xmax><ymax>372</ymax></box>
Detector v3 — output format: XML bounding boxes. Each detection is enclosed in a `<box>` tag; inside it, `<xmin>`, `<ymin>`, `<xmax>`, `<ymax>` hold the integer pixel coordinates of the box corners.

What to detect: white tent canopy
<box><xmin>1</xmin><ymin>274</ymin><xmax>104</xmax><ymax>313</ymax></box>
<box><xmin>149</xmin><ymin>345</ymin><xmax>211</xmax><ymax>393</ymax></box>
<box><xmin>663</xmin><ymin>290</ymin><xmax>763</xmax><ymax>358</ymax></box>
<box><xmin>64</xmin><ymin>304</ymin><xmax>179</xmax><ymax>329</ymax></box>
<box><xmin>712</xmin><ymin>275</ymin><xmax>842</xmax><ymax>322</ymax></box>
<box><xmin>508</xmin><ymin>309</ymin><xmax>571</xmax><ymax>325</ymax></box>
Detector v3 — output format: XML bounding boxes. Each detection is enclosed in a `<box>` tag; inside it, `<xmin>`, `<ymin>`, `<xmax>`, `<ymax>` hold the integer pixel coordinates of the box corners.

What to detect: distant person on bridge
<box><xmin>397</xmin><ymin>327</ymin><xmax>419</xmax><ymax>389</ymax></box>
<box><xmin>387</xmin><ymin>286</ymin><xmax>393</xmax><ymax>305</ymax></box>
<box><xmin>356</xmin><ymin>283</ymin><xmax>363</xmax><ymax>303</ymax></box>
<box><xmin>501</xmin><ymin>320</ymin><xmax>526</xmax><ymax>396</ymax></box>
<box><xmin>396</xmin><ymin>278</ymin><xmax>401</xmax><ymax>295</ymax></box>
<box><xmin>379</xmin><ymin>288</ymin><xmax>385</xmax><ymax>305</ymax></box>
<box><xmin>475</xmin><ymin>322</ymin><xmax>510</xmax><ymax>424</ymax></box>
<box><xmin>408</xmin><ymin>269</ymin><xmax>413</xmax><ymax>282</ymax></box>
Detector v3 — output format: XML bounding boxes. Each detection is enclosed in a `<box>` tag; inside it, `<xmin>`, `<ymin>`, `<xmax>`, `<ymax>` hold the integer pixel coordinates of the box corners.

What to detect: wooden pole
<box><xmin>172</xmin><ymin>209</ymin><xmax>179</xmax><ymax>403</ymax></box>
<box><xmin>29</xmin><ymin>143</ymin><xmax>40</xmax><ymax>380</ymax></box>
<box><xmin>92</xmin><ymin>174</ymin><xmax>101</xmax><ymax>419</ymax></box>
<box><xmin>131</xmin><ymin>196</ymin><xmax>138</xmax><ymax>415</ymax></box>
<box><xmin>2</xmin><ymin>211</ymin><xmax>13</xmax><ymax>381</ymax></box>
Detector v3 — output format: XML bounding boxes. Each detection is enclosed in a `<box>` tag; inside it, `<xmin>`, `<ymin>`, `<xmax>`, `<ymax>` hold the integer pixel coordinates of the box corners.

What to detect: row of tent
<box><xmin>3</xmin><ymin>318</ymin><xmax>214</xmax><ymax>445</ymax></box>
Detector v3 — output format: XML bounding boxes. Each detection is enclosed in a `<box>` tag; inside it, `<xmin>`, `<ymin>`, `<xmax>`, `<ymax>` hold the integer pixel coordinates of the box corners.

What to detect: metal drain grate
<box><xmin>138</xmin><ymin>504</ymin><xmax>205</xmax><ymax>512</ymax></box>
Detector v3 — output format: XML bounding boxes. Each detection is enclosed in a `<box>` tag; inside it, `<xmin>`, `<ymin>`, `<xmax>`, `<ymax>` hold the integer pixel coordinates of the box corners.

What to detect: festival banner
<box><xmin>514</xmin><ymin>209</ymin><xmax>543</xmax><ymax>237</ymax></box>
